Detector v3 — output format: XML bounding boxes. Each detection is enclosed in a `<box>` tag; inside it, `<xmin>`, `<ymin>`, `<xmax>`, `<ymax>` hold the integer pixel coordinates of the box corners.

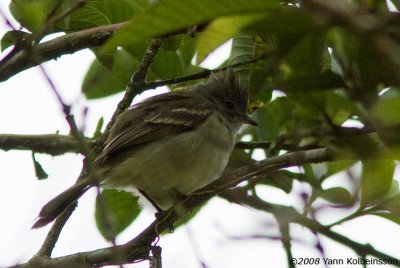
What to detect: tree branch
<box><xmin>144</xmin><ymin>52</ymin><xmax>273</xmax><ymax>90</ymax></box>
<box><xmin>0</xmin><ymin>134</ymin><xmax>93</xmax><ymax>155</ymax></box>
<box><xmin>0</xmin><ymin>22</ymin><xmax>127</xmax><ymax>82</ymax></box>
<box><xmin>0</xmin><ymin>125</ymin><xmax>375</xmax><ymax>155</ymax></box>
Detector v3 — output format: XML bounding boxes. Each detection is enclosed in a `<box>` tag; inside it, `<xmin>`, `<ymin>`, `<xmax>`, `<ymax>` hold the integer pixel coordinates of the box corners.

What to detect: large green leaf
<box><xmin>178</xmin><ymin>34</ymin><xmax>198</xmax><ymax>72</ymax></box>
<box><xmin>372</xmin><ymin>97</ymin><xmax>400</xmax><ymax>125</ymax></box>
<box><xmin>83</xmin><ymin>42</ymin><xmax>192</xmax><ymax>99</ymax></box>
<box><xmin>259</xmin><ymin>170</ymin><xmax>297</xmax><ymax>193</ymax></box>
<box><xmin>196</xmin><ymin>13</ymin><xmax>265</xmax><ymax>63</ymax></box>
<box><xmin>0</xmin><ymin>30</ymin><xmax>30</xmax><ymax>51</ymax></box>
<box><xmin>10</xmin><ymin>0</ymin><xmax>56</xmax><ymax>32</ymax></box>
<box><xmin>104</xmin><ymin>0</ymin><xmax>282</xmax><ymax>51</ymax></box>
<box><xmin>360</xmin><ymin>159</ymin><xmax>395</xmax><ymax>206</ymax></box>
<box><xmin>254</xmin><ymin>105</ymin><xmax>279</xmax><ymax>142</ymax></box>
<box><xmin>319</xmin><ymin>187</ymin><xmax>352</xmax><ymax>205</ymax></box>
<box><xmin>251</xmin><ymin>7</ymin><xmax>316</xmax><ymax>55</ymax></box>
<box><xmin>65</xmin><ymin>0</ymin><xmax>149</xmax><ymax>31</ymax></box>
<box><xmin>280</xmin><ymin>33</ymin><xmax>329</xmax><ymax>79</ymax></box>
<box><xmin>95</xmin><ymin>189</ymin><xmax>141</xmax><ymax>241</ymax></box>
<box><xmin>229</xmin><ymin>33</ymin><xmax>255</xmax><ymax>80</ymax></box>
<box><xmin>82</xmin><ymin>49</ymin><xmax>141</xmax><ymax>99</ymax></box>
<box><xmin>276</xmin><ymin>72</ymin><xmax>345</xmax><ymax>92</ymax></box>
<box><xmin>229</xmin><ymin>33</ymin><xmax>273</xmax><ymax>103</ymax></box>
<box><xmin>150</xmin><ymin>47</ymin><xmax>186</xmax><ymax>79</ymax></box>
<box><xmin>326</xmin><ymin>160</ymin><xmax>357</xmax><ymax>178</ymax></box>
<box><xmin>10</xmin><ymin>0</ymin><xmax>149</xmax><ymax>33</ymax></box>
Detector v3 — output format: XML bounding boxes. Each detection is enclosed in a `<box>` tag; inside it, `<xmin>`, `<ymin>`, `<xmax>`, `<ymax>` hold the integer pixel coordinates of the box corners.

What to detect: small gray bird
<box><xmin>33</xmin><ymin>70</ymin><xmax>257</xmax><ymax>228</ymax></box>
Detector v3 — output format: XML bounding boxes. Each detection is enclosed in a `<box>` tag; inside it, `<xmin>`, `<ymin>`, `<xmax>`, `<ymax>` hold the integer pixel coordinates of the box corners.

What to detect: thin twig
<box><xmin>277</xmin><ymin>221</ymin><xmax>295</xmax><ymax>268</ymax></box>
<box><xmin>36</xmin><ymin>203</ymin><xmax>77</xmax><ymax>257</ymax></box>
<box><xmin>144</xmin><ymin>52</ymin><xmax>272</xmax><ymax>90</ymax></box>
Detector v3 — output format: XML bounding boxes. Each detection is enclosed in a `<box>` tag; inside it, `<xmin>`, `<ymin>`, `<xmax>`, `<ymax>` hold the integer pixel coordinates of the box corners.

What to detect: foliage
<box><xmin>2</xmin><ymin>0</ymin><xmax>400</xmax><ymax>267</ymax></box>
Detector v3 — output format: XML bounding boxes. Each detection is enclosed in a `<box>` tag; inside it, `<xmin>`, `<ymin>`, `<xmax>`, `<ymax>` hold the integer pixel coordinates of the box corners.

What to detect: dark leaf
<box><xmin>319</xmin><ymin>187</ymin><xmax>352</xmax><ymax>205</ymax></box>
<box><xmin>361</xmin><ymin>159</ymin><xmax>395</xmax><ymax>206</ymax></box>
<box><xmin>95</xmin><ymin>189</ymin><xmax>141</xmax><ymax>240</ymax></box>
<box><xmin>31</xmin><ymin>153</ymin><xmax>48</xmax><ymax>180</ymax></box>
<box><xmin>0</xmin><ymin>30</ymin><xmax>30</xmax><ymax>51</ymax></box>
<box><xmin>104</xmin><ymin>0</ymin><xmax>282</xmax><ymax>51</ymax></box>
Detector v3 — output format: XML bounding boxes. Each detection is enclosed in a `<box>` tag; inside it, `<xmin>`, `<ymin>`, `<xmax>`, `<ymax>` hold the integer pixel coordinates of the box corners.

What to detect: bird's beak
<box><xmin>240</xmin><ymin>114</ymin><xmax>258</xmax><ymax>126</ymax></box>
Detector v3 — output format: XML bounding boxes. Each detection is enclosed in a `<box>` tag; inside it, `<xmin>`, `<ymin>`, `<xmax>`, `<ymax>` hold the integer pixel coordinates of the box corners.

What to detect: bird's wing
<box><xmin>96</xmin><ymin>92</ymin><xmax>213</xmax><ymax>162</ymax></box>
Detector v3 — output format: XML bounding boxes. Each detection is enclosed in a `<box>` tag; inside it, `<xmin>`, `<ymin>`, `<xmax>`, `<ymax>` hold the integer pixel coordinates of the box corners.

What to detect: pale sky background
<box><xmin>1</xmin><ymin>1</ymin><xmax>400</xmax><ymax>268</ymax></box>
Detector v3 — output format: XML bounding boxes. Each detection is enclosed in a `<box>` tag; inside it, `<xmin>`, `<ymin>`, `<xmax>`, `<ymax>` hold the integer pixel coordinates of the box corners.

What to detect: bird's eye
<box><xmin>225</xmin><ymin>100</ymin><xmax>235</xmax><ymax>110</ymax></box>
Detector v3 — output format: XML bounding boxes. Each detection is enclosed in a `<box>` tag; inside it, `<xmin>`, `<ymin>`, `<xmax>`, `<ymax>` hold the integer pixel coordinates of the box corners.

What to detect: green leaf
<box><xmin>104</xmin><ymin>0</ymin><xmax>282</xmax><ymax>51</ymax></box>
<box><xmin>360</xmin><ymin>159</ymin><xmax>395</xmax><ymax>206</ymax></box>
<box><xmin>259</xmin><ymin>170</ymin><xmax>296</xmax><ymax>193</ymax></box>
<box><xmin>324</xmin><ymin>91</ymin><xmax>353</xmax><ymax>125</ymax></box>
<box><xmin>65</xmin><ymin>0</ymin><xmax>149</xmax><ymax>31</ymax></box>
<box><xmin>280</xmin><ymin>33</ymin><xmax>328</xmax><ymax>78</ymax></box>
<box><xmin>161</xmin><ymin>35</ymin><xmax>182</xmax><ymax>51</ymax></box>
<box><xmin>178</xmin><ymin>34</ymin><xmax>198</xmax><ymax>72</ymax></box>
<box><xmin>319</xmin><ymin>187</ymin><xmax>352</xmax><ymax>205</ymax></box>
<box><xmin>226</xmin><ymin>149</ymin><xmax>254</xmax><ymax>171</ymax></box>
<box><xmin>326</xmin><ymin>160</ymin><xmax>357</xmax><ymax>177</ymax></box>
<box><xmin>254</xmin><ymin>105</ymin><xmax>279</xmax><ymax>142</ymax></box>
<box><xmin>31</xmin><ymin>152</ymin><xmax>48</xmax><ymax>180</ymax></box>
<box><xmin>251</xmin><ymin>8</ymin><xmax>315</xmax><ymax>54</ymax></box>
<box><xmin>229</xmin><ymin>33</ymin><xmax>255</xmax><ymax>81</ymax></box>
<box><xmin>372</xmin><ymin>97</ymin><xmax>400</xmax><ymax>125</ymax></box>
<box><xmin>334</xmin><ymin>134</ymin><xmax>380</xmax><ymax>159</ymax></box>
<box><xmin>10</xmin><ymin>0</ymin><xmax>55</xmax><ymax>32</ymax></box>
<box><xmin>0</xmin><ymin>30</ymin><xmax>30</xmax><ymax>51</ymax></box>
<box><xmin>196</xmin><ymin>13</ymin><xmax>265</xmax><ymax>63</ymax></box>
<box><xmin>151</xmin><ymin>47</ymin><xmax>186</xmax><ymax>79</ymax></box>
<box><xmin>229</xmin><ymin>33</ymin><xmax>273</xmax><ymax>103</ymax></box>
<box><xmin>276</xmin><ymin>72</ymin><xmax>345</xmax><ymax>92</ymax></box>
<box><xmin>82</xmin><ymin>49</ymin><xmax>140</xmax><ymax>99</ymax></box>
<box><xmin>93</xmin><ymin>117</ymin><xmax>104</xmax><ymax>138</ymax></box>
<box><xmin>95</xmin><ymin>189</ymin><xmax>141</xmax><ymax>240</ymax></box>
<box><xmin>83</xmin><ymin>39</ymin><xmax>192</xmax><ymax>99</ymax></box>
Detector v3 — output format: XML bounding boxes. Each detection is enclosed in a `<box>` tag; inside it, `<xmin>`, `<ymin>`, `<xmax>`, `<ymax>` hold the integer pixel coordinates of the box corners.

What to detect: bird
<box><xmin>32</xmin><ymin>70</ymin><xmax>257</xmax><ymax>228</ymax></box>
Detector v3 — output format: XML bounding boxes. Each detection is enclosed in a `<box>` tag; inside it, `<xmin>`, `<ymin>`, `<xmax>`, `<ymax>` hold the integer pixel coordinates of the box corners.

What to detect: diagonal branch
<box><xmin>0</xmin><ymin>22</ymin><xmax>127</xmax><ymax>82</ymax></box>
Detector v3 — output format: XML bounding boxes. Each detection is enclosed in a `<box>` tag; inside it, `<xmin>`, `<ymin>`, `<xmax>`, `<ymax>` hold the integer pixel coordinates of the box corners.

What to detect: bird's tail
<box><xmin>32</xmin><ymin>181</ymin><xmax>91</xmax><ymax>229</ymax></box>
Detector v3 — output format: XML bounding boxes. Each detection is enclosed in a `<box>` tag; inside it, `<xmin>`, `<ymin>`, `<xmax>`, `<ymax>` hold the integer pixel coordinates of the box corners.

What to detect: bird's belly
<box><xmin>102</xmin><ymin>114</ymin><xmax>234</xmax><ymax>210</ymax></box>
